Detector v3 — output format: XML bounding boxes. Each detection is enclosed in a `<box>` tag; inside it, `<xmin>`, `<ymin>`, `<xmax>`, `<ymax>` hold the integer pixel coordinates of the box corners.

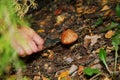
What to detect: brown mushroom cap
<box><xmin>61</xmin><ymin>29</ymin><xmax>78</xmax><ymax>44</ymax></box>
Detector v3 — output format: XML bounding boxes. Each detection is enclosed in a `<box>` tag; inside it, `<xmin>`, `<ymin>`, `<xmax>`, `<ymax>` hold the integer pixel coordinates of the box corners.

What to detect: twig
<box><xmin>89</xmin><ymin>72</ymin><xmax>102</xmax><ymax>80</ymax></box>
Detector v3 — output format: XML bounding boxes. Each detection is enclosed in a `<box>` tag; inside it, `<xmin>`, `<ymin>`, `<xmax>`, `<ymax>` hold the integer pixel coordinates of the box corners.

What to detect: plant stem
<box><xmin>104</xmin><ymin>61</ymin><xmax>112</xmax><ymax>74</ymax></box>
<box><xmin>114</xmin><ymin>46</ymin><xmax>118</xmax><ymax>73</ymax></box>
<box><xmin>89</xmin><ymin>72</ymin><xmax>102</xmax><ymax>80</ymax></box>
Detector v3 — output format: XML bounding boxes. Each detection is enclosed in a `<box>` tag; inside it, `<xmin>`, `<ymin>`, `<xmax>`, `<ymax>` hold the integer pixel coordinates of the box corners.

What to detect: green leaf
<box><xmin>101</xmin><ymin>22</ymin><xmax>118</xmax><ymax>32</ymax></box>
<box><xmin>92</xmin><ymin>18</ymin><xmax>103</xmax><ymax>28</ymax></box>
<box><xmin>116</xmin><ymin>4</ymin><xmax>120</xmax><ymax>17</ymax></box>
<box><xmin>99</xmin><ymin>48</ymin><xmax>106</xmax><ymax>63</ymax></box>
<box><xmin>84</xmin><ymin>67</ymin><xmax>100</xmax><ymax>76</ymax></box>
<box><xmin>99</xmin><ymin>48</ymin><xmax>112</xmax><ymax>74</ymax></box>
<box><xmin>112</xmin><ymin>31</ymin><xmax>120</xmax><ymax>47</ymax></box>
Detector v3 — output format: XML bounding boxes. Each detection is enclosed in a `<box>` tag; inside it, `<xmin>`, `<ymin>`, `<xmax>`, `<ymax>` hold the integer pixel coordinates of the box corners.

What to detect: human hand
<box><xmin>12</xmin><ymin>27</ymin><xmax>44</xmax><ymax>57</ymax></box>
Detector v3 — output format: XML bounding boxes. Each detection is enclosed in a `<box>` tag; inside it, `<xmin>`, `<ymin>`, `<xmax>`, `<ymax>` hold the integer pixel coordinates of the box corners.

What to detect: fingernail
<box><xmin>38</xmin><ymin>45</ymin><xmax>43</xmax><ymax>51</ymax></box>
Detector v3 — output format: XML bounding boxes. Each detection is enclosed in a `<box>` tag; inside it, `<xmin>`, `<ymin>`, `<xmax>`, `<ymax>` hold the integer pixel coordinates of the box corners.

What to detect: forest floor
<box><xmin>8</xmin><ymin>0</ymin><xmax>120</xmax><ymax>80</ymax></box>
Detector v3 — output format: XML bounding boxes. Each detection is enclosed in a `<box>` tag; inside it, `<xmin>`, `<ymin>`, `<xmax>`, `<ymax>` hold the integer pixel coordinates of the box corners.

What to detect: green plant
<box><xmin>99</xmin><ymin>41</ymin><xmax>119</xmax><ymax>79</ymax></box>
<box><xmin>113</xmin><ymin>3</ymin><xmax>120</xmax><ymax>74</ymax></box>
<box><xmin>97</xmin><ymin>5</ymin><xmax>120</xmax><ymax>75</ymax></box>
<box><xmin>100</xmin><ymin>3</ymin><xmax>120</xmax><ymax>74</ymax></box>
<box><xmin>98</xmin><ymin>4</ymin><xmax>120</xmax><ymax>79</ymax></box>
<box><xmin>112</xmin><ymin>30</ymin><xmax>120</xmax><ymax>73</ymax></box>
<box><xmin>14</xmin><ymin>0</ymin><xmax>37</xmax><ymax>18</ymax></box>
<box><xmin>99</xmin><ymin>48</ymin><xmax>112</xmax><ymax>74</ymax></box>
<box><xmin>83</xmin><ymin>67</ymin><xmax>100</xmax><ymax>76</ymax></box>
<box><xmin>116</xmin><ymin>4</ymin><xmax>120</xmax><ymax>17</ymax></box>
<box><xmin>0</xmin><ymin>0</ymin><xmax>36</xmax><ymax>78</ymax></box>
<box><xmin>101</xmin><ymin>22</ymin><xmax>119</xmax><ymax>32</ymax></box>
<box><xmin>91</xmin><ymin>17</ymin><xmax>103</xmax><ymax>28</ymax></box>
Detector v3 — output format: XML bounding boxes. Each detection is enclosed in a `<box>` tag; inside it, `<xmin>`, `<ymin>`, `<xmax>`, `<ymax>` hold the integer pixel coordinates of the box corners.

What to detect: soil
<box><xmin>9</xmin><ymin>0</ymin><xmax>120</xmax><ymax>80</ymax></box>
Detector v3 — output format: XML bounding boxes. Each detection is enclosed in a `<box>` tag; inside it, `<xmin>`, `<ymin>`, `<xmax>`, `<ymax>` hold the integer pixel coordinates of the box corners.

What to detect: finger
<box><xmin>16</xmin><ymin>34</ymin><xmax>33</xmax><ymax>55</ymax></box>
<box><xmin>27</xmin><ymin>39</ymin><xmax>38</xmax><ymax>53</ymax></box>
<box><xmin>20</xmin><ymin>26</ymin><xmax>44</xmax><ymax>45</ymax></box>
<box><xmin>37</xmin><ymin>44</ymin><xmax>44</xmax><ymax>51</ymax></box>
<box><xmin>33</xmin><ymin>34</ymin><xmax>44</xmax><ymax>51</ymax></box>
<box><xmin>20</xmin><ymin>41</ymin><xmax>33</xmax><ymax>55</ymax></box>
<box><xmin>17</xmin><ymin>26</ymin><xmax>44</xmax><ymax>53</ymax></box>
<box><xmin>17</xmin><ymin>47</ymin><xmax>25</xmax><ymax>56</ymax></box>
<box><xmin>32</xmin><ymin>33</ymin><xmax>44</xmax><ymax>46</ymax></box>
<box><xmin>11</xmin><ymin>38</ymin><xmax>25</xmax><ymax>56</ymax></box>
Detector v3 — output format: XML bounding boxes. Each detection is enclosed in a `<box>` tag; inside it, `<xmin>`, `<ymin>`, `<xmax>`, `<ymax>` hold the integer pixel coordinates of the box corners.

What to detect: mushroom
<box><xmin>61</xmin><ymin>29</ymin><xmax>78</xmax><ymax>44</ymax></box>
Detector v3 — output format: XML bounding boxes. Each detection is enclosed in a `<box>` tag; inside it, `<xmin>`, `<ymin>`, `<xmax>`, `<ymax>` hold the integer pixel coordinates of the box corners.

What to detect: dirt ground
<box><xmin>10</xmin><ymin>0</ymin><xmax>120</xmax><ymax>80</ymax></box>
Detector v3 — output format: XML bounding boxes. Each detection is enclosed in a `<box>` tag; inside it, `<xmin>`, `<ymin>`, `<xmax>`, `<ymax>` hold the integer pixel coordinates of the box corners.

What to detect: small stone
<box><xmin>44</xmin><ymin>63</ymin><xmax>49</xmax><ymax>69</ymax></box>
<box><xmin>91</xmin><ymin>63</ymin><xmax>102</xmax><ymax>69</ymax></box>
<box><xmin>69</xmin><ymin>64</ymin><xmax>78</xmax><ymax>75</ymax></box>
<box><xmin>64</xmin><ymin>57</ymin><xmax>74</xmax><ymax>64</ymax></box>
<box><xmin>47</xmin><ymin>67</ymin><xmax>52</xmax><ymax>73</ymax></box>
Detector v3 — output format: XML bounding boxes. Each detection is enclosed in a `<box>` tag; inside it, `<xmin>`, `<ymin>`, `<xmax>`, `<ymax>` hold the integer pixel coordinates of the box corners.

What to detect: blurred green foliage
<box><xmin>0</xmin><ymin>0</ymin><xmax>36</xmax><ymax>78</ymax></box>
<box><xmin>116</xmin><ymin>4</ymin><xmax>120</xmax><ymax>17</ymax></box>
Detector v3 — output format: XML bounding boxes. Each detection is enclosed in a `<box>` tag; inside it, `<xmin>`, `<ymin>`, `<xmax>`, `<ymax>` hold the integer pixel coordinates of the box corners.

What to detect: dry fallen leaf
<box><xmin>83</xmin><ymin>38</ymin><xmax>91</xmax><ymax>49</ymax></box>
<box><xmin>42</xmin><ymin>53</ymin><xmax>49</xmax><ymax>57</ymax></box>
<box><xmin>104</xmin><ymin>9</ymin><xmax>115</xmax><ymax>17</ymax></box>
<box><xmin>42</xmin><ymin>75</ymin><xmax>49</xmax><ymax>80</ymax></box>
<box><xmin>101</xmin><ymin>5</ymin><xmax>110</xmax><ymax>11</ymax></box>
<box><xmin>78</xmin><ymin>66</ymin><xmax>84</xmax><ymax>75</ymax></box>
<box><xmin>75</xmin><ymin>1</ymin><xmax>83</xmax><ymax>7</ymax></box>
<box><xmin>48</xmin><ymin>50</ymin><xmax>54</xmax><ymax>59</ymax></box>
<box><xmin>115</xmin><ymin>17</ymin><xmax>120</xmax><ymax>22</ymax></box>
<box><xmin>61</xmin><ymin>29</ymin><xmax>78</xmax><ymax>44</ymax></box>
<box><xmin>54</xmin><ymin>9</ymin><xmax>62</xmax><ymax>15</ymax></box>
<box><xmin>101</xmin><ymin>0</ymin><xmax>108</xmax><ymax>5</ymax></box>
<box><xmin>58</xmin><ymin>70</ymin><xmax>71</xmax><ymax>80</ymax></box>
<box><xmin>106</xmin><ymin>46</ymin><xmax>114</xmax><ymax>53</ymax></box>
<box><xmin>84</xmin><ymin>34</ymin><xmax>101</xmax><ymax>48</ymax></box>
<box><xmin>37</xmin><ymin>20</ymin><xmax>48</xmax><ymax>26</ymax></box>
<box><xmin>59</xmin><ymin>70</ymin><xmax>69</xmax><ymax>77</ymax></box>
<box><xmin>84</xmin><ymin>6</ymin><xmax>97</xmax><ymax>14</ymax></box>
<box><xmin>55</xmin><ymin>14</ymin><xmax>66</xmax><ymax>25</ymax></box>
<box><xmin>105</xmin><ymin>30</ymin><xmax>114</xmax><ymax>38</ymax></box>
<box><xmin>37</xmin><ymin>29</ymin><xmax>45</xmax><ymax>33</ymax></box>
<box><xmin>76</xmin><ymin>7</ymin><xmax>84</xmax><ymax>13</ymax></box>
<box><xmin>92</xmin><ymin>48</ymin><xmax>100</xmax><ymax>54</ymax></box>
<box><xmin>42</xmin><ymin>50</ymin><xmax>54</xmax><ymax>59</ymax></box>
<box><xmin>103</xmin><ymin>76</ymin><xmax>112</xmax><ymax>80</ymax></box>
